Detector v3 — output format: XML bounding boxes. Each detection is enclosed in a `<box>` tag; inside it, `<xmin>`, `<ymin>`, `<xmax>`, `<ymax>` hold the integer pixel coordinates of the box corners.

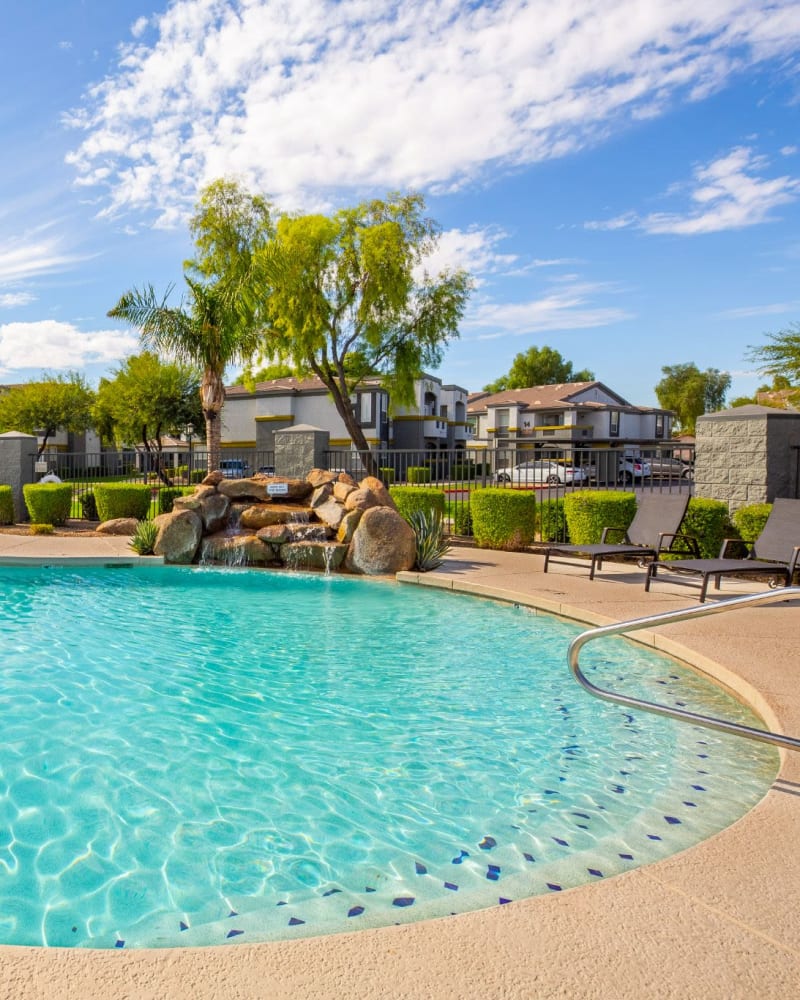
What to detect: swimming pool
<box><xmin>0</xmin><ymin>565</ymin><xmax>777</xmax><ymax>948</ymax></box>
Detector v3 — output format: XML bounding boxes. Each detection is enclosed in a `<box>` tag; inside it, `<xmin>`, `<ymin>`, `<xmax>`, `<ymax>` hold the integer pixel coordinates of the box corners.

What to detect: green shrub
<box><xmin>409</xmin><ymin>509</ymin><xmax>451</xmax><ymax>570</ymax></box>
<box><xmin>29</xmin><ymin>523</ymin><xmax>55</xmax><ymax>535</ymax></box>
<box><xmin>406</xmin><ymin>466</ymin><xmax>431</xmax><ymax>484</ymax></box>
<box><xmin>451</xmin><ymin>462</ymin><xmax>478</xmax><ymax>480</ymax></box>
<box><xmin>378</xmin><ymin>467</ymin><xmax>396</xmax><ymax>485</ymax></box>
<box><xmin>94</xmin><ymin>483</ymin><xmax>152</xmax><ymax>522</ymax></box>
<box><xmin>536</xmin><ymin>497</ymin><xmax>567</xmax><ymax>542</ymax></box>
<box><xmin>78</xmin><ymin>490</ymin><xmax>99</xmax><ymax>521</ymax></box>
<box><xmin>158</xmin><ymin>487</ymin><xmax>192</xmax><ymax>515</ymax></box>
<box><xmin>190</xmin><ymin>469</ymin><xmax>206</xmax><ymax>484</ymax></box>
<box><xmin>23</xmin><ymin>483</ymin><xmax>73</xmax><ymax>526</ymax></box>
<box><xmin>673</xmin><ymin>497</ymin><xmax>734</xmax><ymax>559</ymax></box>
<box><xmin>452</xmin><ymin>503</ymin><xmax>473</xmax><ymax>536</ymax></box>
<box><xmin>563</xmin><ymin>491</ymin><xmax>636</xmax><ymax>545</ymax></box>
<box><xmin>732</xmin><ymin>503</ymin><xmax>772</xmax><ymax>544</ymax></box>
<box><xmin>470</xmin><ymin>487</ymin><xmax>536</xmax><ymax>551</ymax></box>
<box><xmin>390</xmin><ymin>486</ymin><xmax>445</xmax><ymax>524</ymax></box>
<box><xmin>129</xmin><ymin>519</ymin><xmax>159</xmax><ymax>555</ymax></box>
<box><xmin>0</xmin><ymin>485</ymin><xmax>14</xmax><ymax>525</ymax></box>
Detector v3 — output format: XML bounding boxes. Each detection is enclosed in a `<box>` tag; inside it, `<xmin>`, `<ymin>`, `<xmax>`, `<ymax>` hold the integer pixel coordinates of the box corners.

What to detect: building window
<box><xmin>655</xmin><ymin>413</ymin><xmax>664</xmax><ymax>437</ymax></box>
<box><xmin>610</xmin><ymin>411</ymin><xmax>620</xmax><ymax>437</ymax></box>
<box><xmin>495</xmin><ymin>408</ymin><xmax>510</xmax><ymax>432</ymax></box>
<box><xmin>357</xmin><ymin>392</ymin><xmax>375</xmax><ymax>427</ymax></box>
<box><xmin>440</xmin><ymin>404</ymin><xmax>448</xmax><ymax>420</ymax></box>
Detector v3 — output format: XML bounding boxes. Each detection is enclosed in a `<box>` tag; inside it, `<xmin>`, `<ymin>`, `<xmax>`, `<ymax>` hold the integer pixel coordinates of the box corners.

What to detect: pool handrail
<box><xmin>567</xmin><ymin>587</ymin><xmax>800</xmax><ymax>752</ymax></box>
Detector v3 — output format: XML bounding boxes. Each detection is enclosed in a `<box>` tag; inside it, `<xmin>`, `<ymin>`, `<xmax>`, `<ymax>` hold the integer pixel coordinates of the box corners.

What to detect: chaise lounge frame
<box><xmin>542</xmin><ymin>492</ymin><xmax>692</xmax><ymax>581</ymax></box>
<box><xmin>645</xmin><ymin>497</ymin><xmax>800</xmax><ymax>602</ymax></box>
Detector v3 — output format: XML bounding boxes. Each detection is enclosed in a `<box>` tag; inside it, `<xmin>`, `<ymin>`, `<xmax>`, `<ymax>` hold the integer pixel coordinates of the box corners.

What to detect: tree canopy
<box><xmin>255</xmin><ymin>191</ymin><xmax>471</xmax><ymax>461</ymax></box>
<box><xmin>654</xmin><ymin>363</ymin><xmax>731</xmax><ymax>434</ymax></box>
<box><xmin>483</xmin><ymin>345</ymin><xmax>594</xmax><ymax>393</ymax></box>
<box><xmin>746</xmin><ymin>323</ymin><xmax>800</xmax><ymax>385</ymax></box>
<box><xmin>109</xmin><ymin>180</ymin><xmax>273</xmax><ymax>470</ymax></box>
<box><xmin>0</xmin><ymin>372</ymin><xmax>95</xmax><ymax>456</ymax></box>
<box><xmin>94</xmin><ymin>352</ymin><xmax>202</xmax><ymax>484</ymax></box>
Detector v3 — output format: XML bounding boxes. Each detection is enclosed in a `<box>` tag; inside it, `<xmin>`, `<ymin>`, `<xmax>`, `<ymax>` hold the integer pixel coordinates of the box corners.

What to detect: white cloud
<box><xmin>65</xmin><ymin>0</ymin><xmax>800</xmax><ymax>224</ymax></box>
<box><xmin>717</xmin><ymin>301</ymin><xmax>800</xmax><ymax>319</ymax></box>
<box><xmin>0</xmin><ymin>321</ymin><xmax>138</xmax><ymax>372</ymax></box>
<box><xmin>643</xmin><ymin>147</ymin><xmax>800</xmax><ymax>234</ymax></box>
<box><xmin>586</xmin><ymin>146</ymin><xmax>800</xmax><ymax>235</ymax></box>
<box><xmin>0</xmin><ymin>292</ymin><xmax>36</xmax><ymax>308</ymax></box>
<box><xmin>464</xmin><ymin>280</ymin><xmax>632</xmax><ymax>337</ymax></box>
<box><xmin>417</xmin><ymin>227</ymin><xmax>517</xmax><ymax>286</ymax></box>
<box><xmin>0</xmin><ymin>236</ymin><xmax>86</xmax><ymax>284</ymax></box>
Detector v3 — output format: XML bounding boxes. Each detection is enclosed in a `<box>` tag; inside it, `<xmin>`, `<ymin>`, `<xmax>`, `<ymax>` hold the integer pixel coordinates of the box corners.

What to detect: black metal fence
<box><xmin>33</xmin><ymin>443</ymin><xmax>694</xmax><ymax>537</ymax></box>
<box><xmin>325</xmin><ymin>444</ymin><xmax>695</xmax><ymax>541</ymax></box>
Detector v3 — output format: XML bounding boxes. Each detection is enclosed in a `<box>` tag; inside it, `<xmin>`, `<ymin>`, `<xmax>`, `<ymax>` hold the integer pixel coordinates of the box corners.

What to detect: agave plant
<box><xmin>129</xmin><ymin>519</ymin><xmax>160</xmax><ymax>556</ymax></box>
<box><xmin>409</xmin><ymin>509</ymin><xmax>451</xmax><ymax>571</ymax></box>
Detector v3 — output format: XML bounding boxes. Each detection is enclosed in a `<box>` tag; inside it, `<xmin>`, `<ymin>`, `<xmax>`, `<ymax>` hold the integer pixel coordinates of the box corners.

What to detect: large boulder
<box><xmin>239</xmin><ymin>504</ymin><xmax>305</xmax><ymax>529</ymax></box>
<box><xmin>345</xmin><ymin>506</ymin><xmax>416</xmax><ymax>575</ymax></box>
<box><xmin>216</xmin><ymin>478</ymin><xmax>269</xmax><ymax>501</ymax></box>
<box><xmin>280</xmin><ymin>541</ymin><xmax>348</xmax><ymax>572</ymax></box>
<box><xmin>344</xmin><ymin>487</ymin><xmax>385</xmax><ymax>512</ymax></box>
<box><xmin>359</xmin><ymin>476</ymin><xmax>396</xmax><ymax>509</ymax></box>
<box><xmin>262</xmin><ymin>478</ymin><xmax>314</xmax><ymax>502</ymax></box>
<box><xmin>200</xmin><ymin>532</ymin><xmax>276</xmax><ymax>566</ymax></box>
<box><xmin>197</xmin><ymin>491</ymin><xmax>230</xmax><ymax>534</ymax></box>
<box><xmin>314</xmin><ymin>498</ymin><xmax>346</xmax><ymax>530</ymax></box>
<box><xmin>307</xmin><ymin>468</ymin><xmax>339</xmax><ymax>488</ymax></box>
<box><xmin>153</xmin><ymin>509</ymin><xmax>203</xmax><ymax>564</ymax></box>
<box><xmin>96</xmin><ymin>517</ymin><xmax>138</xmax><ymax>536</ymax></box>
<box><xmin>336</xmin><ymin>508</ymin><xmax>362</xmax><ymax>544</ymax></box>
<box><xmin>175</xmin><ymin>489</ymin><xmax>230</xmax><ymax>533</ymax></box>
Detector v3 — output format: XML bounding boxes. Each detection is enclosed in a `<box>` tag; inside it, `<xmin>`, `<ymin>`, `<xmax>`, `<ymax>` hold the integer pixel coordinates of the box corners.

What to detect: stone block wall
<box><xmin>695</xmin><ymin>406</ymin><xmax>800</xmax><ymax>511</ymax></box>
<box><xmin>0</xmin><ymin>432</ymin><xmax>38</xmax><ymax>521</ymax></box>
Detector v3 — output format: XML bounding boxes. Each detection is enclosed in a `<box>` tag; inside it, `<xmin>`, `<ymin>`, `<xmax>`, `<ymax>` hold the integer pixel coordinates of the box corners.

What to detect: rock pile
<box><xmin>150</xmin><ymin>469</ymin><xmax>417</xmax><ymax>575</ymax></box>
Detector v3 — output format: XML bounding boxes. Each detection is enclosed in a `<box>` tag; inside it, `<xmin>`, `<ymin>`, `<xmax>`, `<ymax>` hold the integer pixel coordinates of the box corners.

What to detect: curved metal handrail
<box><xmin>568</xmin><ymin>587</ymin><xmax>800</xmax><ymax>752</ymax></box>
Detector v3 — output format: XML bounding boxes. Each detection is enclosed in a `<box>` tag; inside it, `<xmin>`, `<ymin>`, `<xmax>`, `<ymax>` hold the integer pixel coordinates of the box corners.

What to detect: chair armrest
<box><xmin>657</xmin><ymin>531</ymin><xmax>700</xmax><ymax>557</ymax></box>
<box><xmin>720</xmin><ymin>537</ymin><xmax>751</xmax><ymax>558</ymax></box>
<box><xmin>788</xmin><ymin>545</ymin><xmax>800</xmax><ymax>578</ymax></box>
<box><xmin>600</xmin><ymin>526</ymin><xmax>629</xmax><ymax>543</ymax></box>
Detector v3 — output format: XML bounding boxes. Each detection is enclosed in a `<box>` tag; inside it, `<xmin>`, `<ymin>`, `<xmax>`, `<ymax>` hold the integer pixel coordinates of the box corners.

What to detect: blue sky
<box><xmin>1</xmin><ymin>0</ymin><xmax>799</xmax><ymax>408</ymax></box>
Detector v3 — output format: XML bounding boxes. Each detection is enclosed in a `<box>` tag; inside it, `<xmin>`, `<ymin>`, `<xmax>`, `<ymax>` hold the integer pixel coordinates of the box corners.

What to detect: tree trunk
<box><xmin>205</xmin><ymin>411</ymin><xmax>221</xmax><ymax>472</ymax></box>
<box><xmin>200</xmin><ymin>368</ymin><xmax>225</xmax><ymax>471</ymax></box>
<box><xmin>323</xmin><ymin>378</ymin><xmax>378</xmax><ymax>477</ymax></box>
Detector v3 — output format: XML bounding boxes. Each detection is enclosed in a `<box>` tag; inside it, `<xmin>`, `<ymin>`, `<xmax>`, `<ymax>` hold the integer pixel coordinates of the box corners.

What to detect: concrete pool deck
<box><xmin>0</xmin><ymin>535</ymin><xmax>798</xmax><ymax>999</ymax></box>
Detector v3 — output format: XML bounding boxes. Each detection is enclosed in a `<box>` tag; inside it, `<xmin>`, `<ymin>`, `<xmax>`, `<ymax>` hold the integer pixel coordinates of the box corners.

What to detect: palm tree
<box><xmin>109</xmin><ymin>277</ymin><xmax>261</xmax><ymax>471</ymax></box>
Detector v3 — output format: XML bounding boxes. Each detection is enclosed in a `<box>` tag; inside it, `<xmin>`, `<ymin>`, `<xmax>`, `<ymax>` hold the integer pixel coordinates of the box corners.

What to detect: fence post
<box><xmin>0</xmin><ymin>432</ymin><xmax>38</xmax><ymax>522</ymax></box>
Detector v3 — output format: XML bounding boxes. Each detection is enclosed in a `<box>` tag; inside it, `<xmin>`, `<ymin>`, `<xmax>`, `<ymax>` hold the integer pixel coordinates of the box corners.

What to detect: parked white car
<box><xmin>496</xmin><ymin>460</ymin><xmax>588</xmax><ymax>486</ymax></box>
<box><xmin>618</xmin><ymin>456</ymin><xmax>651</xmax><ymax>483</ymax></box>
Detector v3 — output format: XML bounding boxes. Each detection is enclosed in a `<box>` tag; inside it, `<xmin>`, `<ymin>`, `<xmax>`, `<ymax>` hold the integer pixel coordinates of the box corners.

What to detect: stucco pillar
<box><xmin>0</xmin><ymin>432</ymin><xmax>38</xmax><ymax>521</ymax></box>
<box><xmin>274</xmin><ymin>424</ymin><xmax>330</xmax><ymax>478</ymax></box>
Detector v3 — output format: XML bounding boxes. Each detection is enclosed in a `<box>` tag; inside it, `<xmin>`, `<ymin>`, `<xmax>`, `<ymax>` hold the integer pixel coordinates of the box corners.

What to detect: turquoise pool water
<box><xmin>0</xmin><ymin>565</ymin><xmax>777</xmax><ymax>948</ymax></box>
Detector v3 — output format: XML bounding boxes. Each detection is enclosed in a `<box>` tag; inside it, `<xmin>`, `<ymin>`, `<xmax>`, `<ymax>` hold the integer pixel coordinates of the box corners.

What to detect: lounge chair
<box><xmin>542</xmin><ymin>492</ymin><xmax>691</xmax><ymax>580</ymax></box>
<box><xmin>645</xmin><ymin>497</ymin><xmax>800</xmax><ymax>602</ymax></box>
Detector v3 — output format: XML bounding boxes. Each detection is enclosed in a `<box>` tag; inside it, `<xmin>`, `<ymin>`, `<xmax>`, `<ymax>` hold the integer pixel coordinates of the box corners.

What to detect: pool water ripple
<box><xmin>0</xmin><ymin>565</ymin><xmax>778</xmax><ymax>948</ymax></box>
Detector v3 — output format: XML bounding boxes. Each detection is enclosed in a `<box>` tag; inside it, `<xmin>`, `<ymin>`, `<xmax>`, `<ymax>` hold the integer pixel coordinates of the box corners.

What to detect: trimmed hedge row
<box><xmin>23</xmin><ymin>483</ymin><xmax>72</xmax><ymax>526</ymax></box>
<box><xmin>732</xmin><ymin>502</ymin><xmax>772</xmax><ymax>543</ymax></box>
<box><xmin>94</xmin><ymin>483</ymin><xmax>152</xmax><ymax>522</ymax></box>
<box><xmin>0</xmin><ymin>485</ymin><xmax>14</xmax><ymax>525</ymax></box>
<box><xmin>563</xmin><ymin>491</ymin><xmax>636</xmax><ymax>544</ymax></box>
<box><xmin>470</xmin><ymin>487</ymin><xmax>535</xmax><ymax>550</ymax></box>
<box><xmin>390</xmin><ymin>486</ymin><xmax>445</xmax><ymax>522</ymax></box>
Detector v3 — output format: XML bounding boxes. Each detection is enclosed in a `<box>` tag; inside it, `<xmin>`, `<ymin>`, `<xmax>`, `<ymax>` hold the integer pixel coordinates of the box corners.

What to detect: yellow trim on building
<box><xmin>254</xmin><ymin>415</ymin><xmax>294</xmax><ymax>422</ymax></box>
<box><xmin>222</xmin><ymin>441</ymin><xmax>257</xmax><ymax>448</ymax></box>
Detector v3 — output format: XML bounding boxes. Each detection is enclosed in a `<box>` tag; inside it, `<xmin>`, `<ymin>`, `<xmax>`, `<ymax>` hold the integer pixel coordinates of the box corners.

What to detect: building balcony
<box><xmin>423</xmin><ymin>418</ymin><xmax>448</xmax><ymax>439</ymax></box>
